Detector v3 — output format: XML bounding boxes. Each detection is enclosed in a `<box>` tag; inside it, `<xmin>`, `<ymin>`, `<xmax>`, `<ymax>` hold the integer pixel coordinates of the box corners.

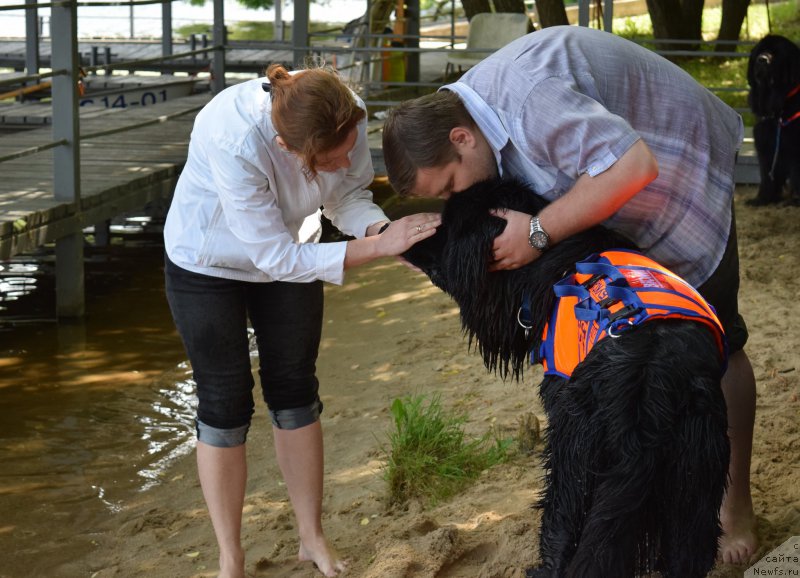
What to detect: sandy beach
<box><xmin>77</xmin><ymin>183</ymin><xmax>799</xmax><ymax>578</ymax></box>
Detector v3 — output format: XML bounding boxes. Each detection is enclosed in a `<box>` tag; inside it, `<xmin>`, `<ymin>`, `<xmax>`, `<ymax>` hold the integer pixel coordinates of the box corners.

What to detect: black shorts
<box><xmin>696</xmin><ymin>207</ymin><xmax>748</xmax><ymax>354</ymax></box>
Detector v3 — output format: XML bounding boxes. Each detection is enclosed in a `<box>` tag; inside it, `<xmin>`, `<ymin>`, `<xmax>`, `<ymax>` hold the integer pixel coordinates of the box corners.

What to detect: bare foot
<box><xmin>217</xmin><ymin>547</ymin><xmax>246</xmax><ymax>578</ymax></box>
<box><xmin>298</xmin><ymin>534</ymin><xmax>348</xmax><ymax>577</ymax></box>
<box><xmin>719</xmin><ymin>501</ymin><xmax>758</xmax><ymax>564</ymax></box>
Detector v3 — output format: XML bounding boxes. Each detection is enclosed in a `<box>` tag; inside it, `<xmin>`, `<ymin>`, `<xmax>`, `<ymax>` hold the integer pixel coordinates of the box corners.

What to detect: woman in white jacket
<box><xmin>164</xmin><ymin>63</ymin><xmax>439</xmax><ymax>578</ymax></box>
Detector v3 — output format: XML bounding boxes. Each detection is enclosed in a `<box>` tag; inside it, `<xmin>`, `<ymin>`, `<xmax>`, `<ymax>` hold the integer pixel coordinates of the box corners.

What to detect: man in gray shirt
<box><xmin>383</xmin><ymin>25</ymin><xmax>756</xmax><ymax>564</ymax></box>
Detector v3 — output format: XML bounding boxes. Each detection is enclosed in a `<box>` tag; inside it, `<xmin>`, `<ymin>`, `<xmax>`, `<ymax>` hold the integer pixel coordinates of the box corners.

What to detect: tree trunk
<box><xmin>716</xmin><ymin>0</ymin><xmax>751</xmax><ymax>51</ymax></box>
<box><xmin>493</xmin><ymin>0</ymin><xmax>526</xmax><ymax>13</ymax></box>
<box><xmin>461</xmin><ymin>0</ymin><xmax>492</xmax><ymax>20</ymax></box>
<box><xmin>492</xmin><ymin>0</ymin><xmax>535</xmax><ymax>31</ymax></box>
<box><xmin>645</xmin><ymin>0</ymin><xmax>696</xmax><ymax>50</ymax></box>
<box><xmin>369</xmin><ymin>0</ymin><xmax>396</xmax><ymax>34</ymax></box>
<box><xmin>533</xmin><ymin>0</ymin><xmax>569</xmax><ymax>27</ymax></box>
<box><xmin>680</xmin><ymin>0</ymin><xmax>705</xmax><ymax>43</ymax></box>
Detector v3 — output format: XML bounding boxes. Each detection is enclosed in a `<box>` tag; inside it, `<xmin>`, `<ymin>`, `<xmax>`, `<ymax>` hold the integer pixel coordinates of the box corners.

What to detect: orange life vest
<box><xmin>537</xmin><ymin>250</ymin><xmax>727</xmax><ymax>379</ymax></box>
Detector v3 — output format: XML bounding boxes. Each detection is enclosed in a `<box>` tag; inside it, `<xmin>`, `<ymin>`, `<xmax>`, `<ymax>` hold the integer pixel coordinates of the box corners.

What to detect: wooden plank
<box><xmin>0</xmin><ymin>91</ymin><xmax>212</xmax><ymax>259</ymax></box>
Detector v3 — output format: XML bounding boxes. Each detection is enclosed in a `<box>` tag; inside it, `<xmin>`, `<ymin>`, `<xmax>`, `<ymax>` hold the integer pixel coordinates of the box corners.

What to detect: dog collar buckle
<box><xmin>518</xmin><ymin>290</ymin><xmax>534</xmax><ymax>340</ymax></box>
<box><xmin>517</xmin><ymin>307</ymin><xmax>533</xmax><ymax>340</ymax></box>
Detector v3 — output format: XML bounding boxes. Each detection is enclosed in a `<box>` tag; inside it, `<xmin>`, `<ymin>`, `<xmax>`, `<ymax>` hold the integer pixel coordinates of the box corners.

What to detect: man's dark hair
<box><xmin>382</xmin><ymin>91</ymin><xmax>476</xmax><ymax>196</ymax></box>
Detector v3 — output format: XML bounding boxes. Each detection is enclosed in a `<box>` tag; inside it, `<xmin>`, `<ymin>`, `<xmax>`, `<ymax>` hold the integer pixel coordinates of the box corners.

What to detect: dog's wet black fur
<box><xmin>403</xmin><ymin>177</ymin><xmax>730</xmax><ymax>577</ymax></box>
<box><xmin>747</xmin><ymin>34</ymin><xmax>800</xmax><ymax>205</ymax></box>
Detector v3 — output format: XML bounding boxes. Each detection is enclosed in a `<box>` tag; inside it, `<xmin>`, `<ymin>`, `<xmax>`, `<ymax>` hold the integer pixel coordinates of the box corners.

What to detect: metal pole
<box><xmin>91</xmin><ymin>45</ymin><xmax>99</xmax><ymax>74</ymax></box>
<box><xmin>275</xmin><ymin>0</ymin><xmax>284</xmax><ymax>41</ymax></box>
<box><xmin>603</xmin><ymin>0</ymin><xmax>613</xmax><ymax>31</ymax></box>
<box><xmin>578</xmin><ymin>0</ymin><xmax>590</xmax><ymax>27</ymax></box>
<box><xmin>162</xmin><ymin>0</ymin><xmax>173</xmax><ymax>74</ymax></box>
<box><xmin>292</xmin><ymin>0</ymin><xmax>309</xmax><ymax>68</ymax></box>
<box><xmin>25</xmin><ymin>0</ymin><xmax>40</xmax><ymax>80</ymax></box>
<box><xmin>50</xmin><ymin>0</ymin><xmax>85</xmax><ymax>318</ymax></box>
<box><xmin>211</xmin><ymin>0</ymin><xmax>226</xmax><ymax>92</ymax></box>
<box><xmin>450</xmin><ymin>0</ymin><xmax>455</xmax><ymax>48</ymax></box>
<box><xmin>129</xmin><ymin>3</ymin><xmax>134</xmax><ymax>38</ymax></box>
<box><xmin>190</xmin><ymin>33</ymin><xmax>197</xmax><ymax>62</ymax></box>
<box><xmin>405</xmin><ymin>0</ymin><xmax>420</xmax><ymax>83</ymax></box>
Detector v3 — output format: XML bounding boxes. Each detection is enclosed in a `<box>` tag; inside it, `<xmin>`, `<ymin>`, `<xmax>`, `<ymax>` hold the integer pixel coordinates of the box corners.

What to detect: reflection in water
<box><xmin>0</xmin><ymin>217</ymin><xmax>200</xmax><ymax>576</ymax></box>
<box><xmin>137</xmin><ymin>374</ymin><xmax>197</xmax><ymax>491</ymax></box>
<box><xmin>0</xmin><ymin>259</ymin><xmax>52</xmax><ymax>323</ymax></box>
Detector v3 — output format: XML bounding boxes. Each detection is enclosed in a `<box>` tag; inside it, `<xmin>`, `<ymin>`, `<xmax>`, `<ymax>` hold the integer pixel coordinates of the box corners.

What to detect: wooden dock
<box><xmin>0</xmin><ymin>92</ymin><xmax>212</xmax><ymax>261</ymax></box>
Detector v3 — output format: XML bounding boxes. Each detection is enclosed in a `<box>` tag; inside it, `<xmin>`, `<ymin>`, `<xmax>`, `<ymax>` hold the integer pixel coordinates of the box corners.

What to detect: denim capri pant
<box><xmin>164</xmin><ymin>254</ymin><xmax>324</xmax><ymax>447</ymax></box>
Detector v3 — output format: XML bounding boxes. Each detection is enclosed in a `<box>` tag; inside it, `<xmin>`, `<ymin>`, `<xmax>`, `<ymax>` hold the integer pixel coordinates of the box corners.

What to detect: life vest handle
<box><xmin>575</xmin><ymin>260</ymin><xmax>625</xmax><ymax>283</ymax></box>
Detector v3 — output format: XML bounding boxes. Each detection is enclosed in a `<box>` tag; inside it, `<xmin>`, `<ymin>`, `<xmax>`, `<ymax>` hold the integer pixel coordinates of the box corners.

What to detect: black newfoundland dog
<box><xmin>403</xmin><ymin>177</ymin><xmax>730</xmax><ymax>578</ymax></box>
<box><xmin>747</xmin><ymin>34</ymin><xmax>800</xmax><ymax>205</ymax></box>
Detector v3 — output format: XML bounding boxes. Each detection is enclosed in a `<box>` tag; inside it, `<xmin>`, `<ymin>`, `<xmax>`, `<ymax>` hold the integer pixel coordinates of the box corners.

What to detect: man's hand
<box><xmin>487</xmin><ymin>208</ymin><xmax>539</xmax><ymax>271</ymax></box>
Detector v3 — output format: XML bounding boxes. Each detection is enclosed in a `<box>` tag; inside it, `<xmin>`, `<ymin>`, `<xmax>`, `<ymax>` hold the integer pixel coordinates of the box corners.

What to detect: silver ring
<box><xmin>416</xmin><ymin>225</ymin><xmax>422</xmax><ymax>233</ymax></box>
<box><xmin>607</xmin><ymin>320</ymin><xmax>634</xmax><ymax>338</ymax></box>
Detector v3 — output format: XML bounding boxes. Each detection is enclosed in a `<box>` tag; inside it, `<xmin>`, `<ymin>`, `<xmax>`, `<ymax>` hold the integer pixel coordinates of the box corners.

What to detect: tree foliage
<box><xmin>460</xmin><ymin>0</ymin><xmax>752</xmax><ymax>49</ymax></box>
<box><xmin>186</xmin><ymin>0</ymin><xmax>275</xmax><ymax>8</ymax></box>
<box><xmin>186</xmin><ymin>0</ymin><xmax>753</xmax><ymax>50</ymax></box>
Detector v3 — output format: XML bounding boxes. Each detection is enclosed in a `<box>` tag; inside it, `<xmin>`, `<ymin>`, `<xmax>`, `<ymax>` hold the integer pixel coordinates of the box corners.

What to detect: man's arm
<box><xmin>489</xmin><ymin>139</ymin><xmax>658</xmax><ymax>270</ymax></box>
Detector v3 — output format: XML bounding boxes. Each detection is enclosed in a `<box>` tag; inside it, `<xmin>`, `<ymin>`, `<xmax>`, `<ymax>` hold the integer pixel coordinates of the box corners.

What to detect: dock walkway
<box><xmin>0</xmin><ymin>92</ymin><xmax>211</xmax><ymax>260</ymax></box>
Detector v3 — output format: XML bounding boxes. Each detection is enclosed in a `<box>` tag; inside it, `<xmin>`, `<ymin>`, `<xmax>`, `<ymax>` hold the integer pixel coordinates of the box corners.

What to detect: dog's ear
<box><xmin>434</xmin><ymin>183</ymin><xmax>507</xmax><ymax>297</ymax></box>
<box><xmin>443</xmin><ymin>215</ymin><xmax>505</xmax><ymax>297</ymax></box>
<box><xmin>768</xmin><ymin>35</ymin><xmax>800</xmax><ymax>89</ymax></box>
<box><xmin>402</xmin><ymin>225</ymin><xmax>449</xmax><ymax>289</ymax></box>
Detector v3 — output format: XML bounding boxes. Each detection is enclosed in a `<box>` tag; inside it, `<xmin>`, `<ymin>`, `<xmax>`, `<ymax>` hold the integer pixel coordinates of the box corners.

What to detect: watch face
<box><xmin>530</xmin><ymin>231</ymin><xmax>549</xmax><ymax>249</ymax></box>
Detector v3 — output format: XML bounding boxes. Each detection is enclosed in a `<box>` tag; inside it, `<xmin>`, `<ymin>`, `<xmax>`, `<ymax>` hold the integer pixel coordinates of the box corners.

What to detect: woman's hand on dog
<box><xmin>378</xmin><ymin>213</ymin><xmax>442</xmax><ymax>258</ymax></box>
<box><xmin>488</xmin><ymin>208</ymin><xmax>539</xmax><ymax>271</ymax></box>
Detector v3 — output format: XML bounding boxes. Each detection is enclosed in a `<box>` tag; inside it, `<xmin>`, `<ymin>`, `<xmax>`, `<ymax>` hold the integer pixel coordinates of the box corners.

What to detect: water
<box><xmin>0</xmin><ymin>191</ymin><xmax>410</xmax><ymax>575</ymax></box>
<box><xmin>0</xmin><ymin>0</ymin><xmax>368</xmax><ymax>39</ymax></box>
<box><xmin>0</xmin><ymin>216</ymin><xmax>199</xmax><ymax>576</ymax></box>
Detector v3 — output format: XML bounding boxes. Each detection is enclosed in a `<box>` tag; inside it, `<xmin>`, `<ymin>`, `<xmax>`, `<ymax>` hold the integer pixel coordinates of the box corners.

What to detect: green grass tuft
<box><xmin>381</xmin><ymin>393</ymin><xmax>512</xmax><ymax>507</ymax></box>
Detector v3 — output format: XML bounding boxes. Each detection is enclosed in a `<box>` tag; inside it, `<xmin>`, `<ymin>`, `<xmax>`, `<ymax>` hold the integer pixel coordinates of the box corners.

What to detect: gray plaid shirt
<box><xmin>444</xmin><ymin>25</ymin><xmax>743</xmax><ymax>286</ymax></box>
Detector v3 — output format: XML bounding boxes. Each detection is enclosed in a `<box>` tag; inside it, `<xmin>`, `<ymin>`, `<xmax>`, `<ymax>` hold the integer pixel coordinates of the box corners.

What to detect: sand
<box><xmin>88</xmin><ymin>184</ymin><xmax>799</xmax><ymax>578</ymax></box>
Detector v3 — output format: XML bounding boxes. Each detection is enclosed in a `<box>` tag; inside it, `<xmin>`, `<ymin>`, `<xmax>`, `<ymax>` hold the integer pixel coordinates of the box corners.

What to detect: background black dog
<box><xmin>403</xmin><ymin>177</ymin><xmax>730</xmax><ymax>577</ymax></box>
<box><xmin>747</xmin><ymin>34</ymin><xmax>800</xmax><ymax>205</ymax></box>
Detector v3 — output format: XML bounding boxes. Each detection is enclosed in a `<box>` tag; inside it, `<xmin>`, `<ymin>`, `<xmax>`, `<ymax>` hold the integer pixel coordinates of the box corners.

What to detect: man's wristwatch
<box><xmin>528</xmin><ymin>216</ymin><xmax>551</xmax><ymax>252</ymax></box>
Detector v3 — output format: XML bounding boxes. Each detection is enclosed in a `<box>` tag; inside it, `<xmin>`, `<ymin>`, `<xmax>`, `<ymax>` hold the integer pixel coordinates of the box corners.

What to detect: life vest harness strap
<box><xmin>553</xmin><ymin>260</ymin><xmax>648</xmax><ymax>338</ymax></box>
